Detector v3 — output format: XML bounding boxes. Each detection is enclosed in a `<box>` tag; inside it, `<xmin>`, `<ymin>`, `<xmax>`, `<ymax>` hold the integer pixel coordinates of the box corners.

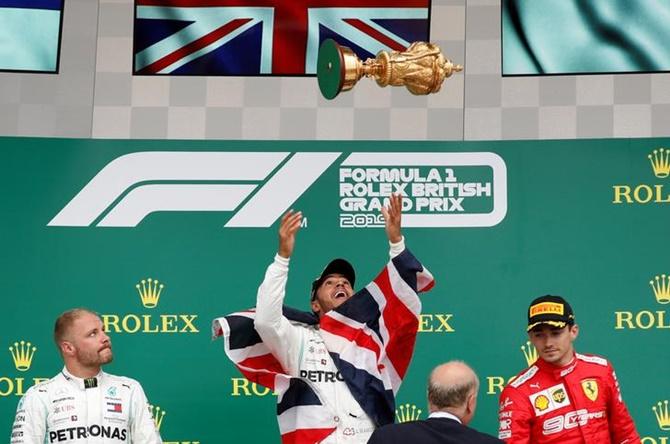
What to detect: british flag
<box><xmin>134</xmin><ymin>0</ymin><xmax>430</xmax><ymax>75</ymax></box>
<box><xmin>213</xmin><ymin>248</ymin><xmax>434</xmax><ymax>443</ymax></box>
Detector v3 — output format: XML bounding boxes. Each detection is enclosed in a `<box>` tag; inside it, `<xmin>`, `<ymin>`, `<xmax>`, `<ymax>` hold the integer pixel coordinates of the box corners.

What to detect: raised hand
<box><xmin>278</xmin><ymin>210</ymin><xmax>303</xmax><ymax>258</ymax></box>
<box><xmin>381</xmin><ymin>193</ymin><xmax>402</xmax><ymax>243</ymax></box>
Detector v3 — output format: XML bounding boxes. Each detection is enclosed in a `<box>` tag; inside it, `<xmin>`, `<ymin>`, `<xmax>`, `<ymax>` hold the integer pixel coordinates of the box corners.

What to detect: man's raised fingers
<box><xmin>287</xmin><ymin>212</ymin><xmax>303</xmax><ymax>228</ymax></box>
<box><xmin>281</xmin><ymin>209</ymin><xmax>295</xmax><ymax>223</ymax></box>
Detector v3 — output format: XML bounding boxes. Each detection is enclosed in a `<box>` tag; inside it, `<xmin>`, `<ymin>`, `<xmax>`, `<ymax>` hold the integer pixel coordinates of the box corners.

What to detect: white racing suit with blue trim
<box><xmin>11</xmin><ymin>367</ymin><xmax>162</xmax><ymax>444</ymax></box>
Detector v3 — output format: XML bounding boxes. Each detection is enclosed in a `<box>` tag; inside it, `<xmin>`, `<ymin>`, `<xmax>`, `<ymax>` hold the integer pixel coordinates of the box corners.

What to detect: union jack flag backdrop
<box><xmin>133</xmin><ymin>0</ymin><xmax>431</xmax><ymax>75</ymax></box>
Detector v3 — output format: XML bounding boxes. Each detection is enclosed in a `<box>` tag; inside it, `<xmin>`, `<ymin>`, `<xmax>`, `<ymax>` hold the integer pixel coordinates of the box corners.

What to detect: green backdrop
<box><xmin>1</xmin><ymin>137</ymin><xmax>669</xmax><ymax>443</ymax></box>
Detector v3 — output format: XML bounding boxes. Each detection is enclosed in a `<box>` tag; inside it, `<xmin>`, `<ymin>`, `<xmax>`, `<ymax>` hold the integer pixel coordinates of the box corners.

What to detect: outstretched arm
<box><xmin>382</xmin><ymin>193</ymin><xmax>402</xmax><ymax>243</ymax></box>
<box><xmin>278</xmin><ymin>210</ymin><xmax>302</xmax><ymax>259</ymax></box>
<box><xmin>254</xmin><ymin>210</ymin><xmax>304</xmax><ymax>375</ymax></box>
<box><xmin>382</xmin><ymin>193</ymin><xmax>405</xmax><ymax>257</ymax></box>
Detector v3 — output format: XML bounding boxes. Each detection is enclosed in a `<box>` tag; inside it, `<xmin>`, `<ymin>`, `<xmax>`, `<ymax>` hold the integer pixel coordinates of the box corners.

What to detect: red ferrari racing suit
<box><xmin>498</xmin><ymin>353</ymin><xmax>640</xmax><ymax>444</ymax></box>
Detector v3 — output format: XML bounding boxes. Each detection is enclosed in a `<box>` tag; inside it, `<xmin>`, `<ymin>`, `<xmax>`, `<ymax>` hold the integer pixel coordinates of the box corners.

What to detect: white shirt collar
<box><xmin>62</xmin><ymin>366</ymin><xmax>104</xmax><ymax>390</ymax></box>
<box><xmin>428</xmin><ymin>411</ymin><xmax>462</xmax><ymax>424</ymax></box>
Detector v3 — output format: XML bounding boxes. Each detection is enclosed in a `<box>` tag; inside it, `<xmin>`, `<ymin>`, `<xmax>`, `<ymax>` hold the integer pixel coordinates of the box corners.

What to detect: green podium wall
<box><xmin>1</xmin><ymin>137</ymin><xmax>669</xmax><ymax>443</ymax></box>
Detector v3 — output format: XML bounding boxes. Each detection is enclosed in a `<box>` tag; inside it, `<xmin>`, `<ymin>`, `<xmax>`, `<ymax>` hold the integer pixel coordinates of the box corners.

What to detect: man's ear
<box><xmin>570</xmin><ymin>324</ymin><xmax>579</xmax><ymax>340</ymax></box>
<box><xmin>311</xmin><ymin>298</ymin><xmax>322</xmax><ymax>316</ymax></box>
<box><xmin>466</xmin><ymin>391</ymin><xmax>477</xmax><ymax>414</ymax></box>
<box><xmin>60</xmin><ymin>341</ymin><xmax>75</xmax><ymax>357</ymax></box>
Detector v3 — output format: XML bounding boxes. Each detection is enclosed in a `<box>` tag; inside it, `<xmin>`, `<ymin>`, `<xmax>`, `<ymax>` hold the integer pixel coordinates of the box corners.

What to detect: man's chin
<box><xmin>319</xmin><ymin>295</ymin><xmax>352</xmax><ymax>315</ymax></box>
<box><xmin>332</xmin><ymin>298</ymin><xmax>350</xmax><ymax>309</ymax></box>
<box><xmin>100</xmin><ymin>350</ymin><xmax>114</xmax><ymax>364</ymax></box>
<box><xmin>541</xmin><ymin>352</ymin><xmax>561</xmax><ymax>364</ymax></box>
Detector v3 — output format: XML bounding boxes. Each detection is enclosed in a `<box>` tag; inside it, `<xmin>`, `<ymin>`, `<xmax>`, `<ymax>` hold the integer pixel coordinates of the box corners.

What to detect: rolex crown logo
<box><xmin>653</xmin><ymin>400</ymin><xmax>670</xmax><ymax>431</ymax></box>
<box><xmin>149</xmin><ymin>404</ymin><xmax>166</xmax><ymax>431</ymax></box>
<box><xmin>648</xmin><ymin>148</ymin><xmax>670</xmax><ymax>178</ymax></box>
<box><xmin>9</xmin><ymin>340</ymin><xmax>37</xmax><ymax>372</ymax></box>
<box><xmin>136</xmin><ymin>278</ymin><xmax>164</xmax><ymax>308</ymax></box>
<box><xmin>650</xmin><ymin>274</ymin><xmax>670</xmax><ymax>304</ymax></box>
<box><xmin>395</xmin><ymin>403</ymin><xmax>422</xmax><ymax>423</ymax></box>
<box><xmin>521</xmin><ymin>341</ymin><xmax>538</xmax><ymax>366</ymax></box>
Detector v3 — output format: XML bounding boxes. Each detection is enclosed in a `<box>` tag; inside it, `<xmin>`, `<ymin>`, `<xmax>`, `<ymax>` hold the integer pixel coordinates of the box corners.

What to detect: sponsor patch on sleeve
<box><xmin>529</xmin><ymin>383</ymin><xmax>571</xmax><ymax>416</ymax></box>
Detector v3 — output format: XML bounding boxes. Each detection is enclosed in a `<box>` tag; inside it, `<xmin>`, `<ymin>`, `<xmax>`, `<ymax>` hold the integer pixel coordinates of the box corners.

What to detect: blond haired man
<box><xmin>11</xmin><ymin>308</ymin><xmax>162</xmax><ymax>444</ymax></box>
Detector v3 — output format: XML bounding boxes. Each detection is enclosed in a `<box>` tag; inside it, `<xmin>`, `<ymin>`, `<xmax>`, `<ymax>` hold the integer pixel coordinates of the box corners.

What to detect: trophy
<box><xmin>317</xmin><ymin>39</ymin><xmax>463</xmax><ymax>100</ymax></box>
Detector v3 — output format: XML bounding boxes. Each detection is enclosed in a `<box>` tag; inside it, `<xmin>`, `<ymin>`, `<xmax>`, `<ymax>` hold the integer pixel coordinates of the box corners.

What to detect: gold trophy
<box><xmin>317</xmin><ymin>39</ymin><xmax>463</xmax><ymax>99</ymax></box>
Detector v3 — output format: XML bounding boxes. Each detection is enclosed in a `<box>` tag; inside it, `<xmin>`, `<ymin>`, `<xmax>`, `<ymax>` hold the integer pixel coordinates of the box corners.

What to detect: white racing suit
<box><xmin>11</xmin><ymin>367</ymin><xmax>162</xmax><ymax>444</ymax></box>
<box><xmin>254</xmin><ymin>239</ymin><xmax>405</xmax><ymax>443</ymax></box>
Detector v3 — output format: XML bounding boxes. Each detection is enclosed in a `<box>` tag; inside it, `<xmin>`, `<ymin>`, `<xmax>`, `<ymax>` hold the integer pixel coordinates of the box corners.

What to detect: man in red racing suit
<box><xmin>498</xmin><ymin>295</ymin><xmax>640</xmax><ymax>444</ymax></box>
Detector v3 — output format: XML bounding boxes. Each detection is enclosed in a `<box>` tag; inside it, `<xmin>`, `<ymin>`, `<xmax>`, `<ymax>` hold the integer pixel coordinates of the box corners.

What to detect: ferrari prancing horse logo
<box><xmin>581</xmin><ymin>379</ymin><xmax>599</xmax><ymax>402</ymax></box>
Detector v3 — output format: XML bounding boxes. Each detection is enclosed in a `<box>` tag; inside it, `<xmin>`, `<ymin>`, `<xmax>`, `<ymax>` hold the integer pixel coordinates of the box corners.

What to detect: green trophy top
<box><xmin>317</xmin><ymin>39</ymin><xmax>344</xmax><ymax>100</ymax></box>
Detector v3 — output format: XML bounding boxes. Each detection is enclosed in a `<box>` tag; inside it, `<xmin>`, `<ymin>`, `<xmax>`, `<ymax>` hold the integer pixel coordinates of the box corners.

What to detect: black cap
<box><xmin>310</xmin><ymin>258</ymin><xmax>355</xmax><ymax>300</ymax></box>
<box><xmin>527</xmin><ymin>295</ymin><xmax>575</xmax><ymax>332</ymax></box>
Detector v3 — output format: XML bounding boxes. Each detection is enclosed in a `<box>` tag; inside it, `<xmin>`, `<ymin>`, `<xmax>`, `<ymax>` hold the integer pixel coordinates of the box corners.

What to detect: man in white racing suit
<box><xmin>11</xmin><ymin>308</ymin><xmax>162</xmax><ymax>444</ymax></box>
<box><xmin>253</xmin><ymin>193</ymin><xmax>407</xmax><ymax>443</ymax></box>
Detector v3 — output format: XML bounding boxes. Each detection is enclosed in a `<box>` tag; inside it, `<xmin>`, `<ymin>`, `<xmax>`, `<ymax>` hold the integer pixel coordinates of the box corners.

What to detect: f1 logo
<box><xmin>48</xmin><ymin>152</ymin><xmax>340</xmax><ymax>228</ymax></box>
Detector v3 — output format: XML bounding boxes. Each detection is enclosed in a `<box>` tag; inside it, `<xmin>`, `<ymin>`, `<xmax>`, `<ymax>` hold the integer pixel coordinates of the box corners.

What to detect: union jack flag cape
<box><xmin>213</xmin><ymin>248</ymin><xmax>434</xmax><ymax>443</ymax></box>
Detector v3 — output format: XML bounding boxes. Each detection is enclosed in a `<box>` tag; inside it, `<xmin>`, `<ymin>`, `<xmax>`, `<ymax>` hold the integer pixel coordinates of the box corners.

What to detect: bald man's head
<box><xmin>427</xmin><ymin>361</ymin><xmax>479</xmax><ymax>423</ymax></box>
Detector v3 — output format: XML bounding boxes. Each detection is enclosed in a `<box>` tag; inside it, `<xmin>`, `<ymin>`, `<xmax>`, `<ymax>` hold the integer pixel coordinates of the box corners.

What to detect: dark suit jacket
<box><xmin>367</xmin><ymin>417</ymin><xmax>503</xmax><ymax>444</ymax></box>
